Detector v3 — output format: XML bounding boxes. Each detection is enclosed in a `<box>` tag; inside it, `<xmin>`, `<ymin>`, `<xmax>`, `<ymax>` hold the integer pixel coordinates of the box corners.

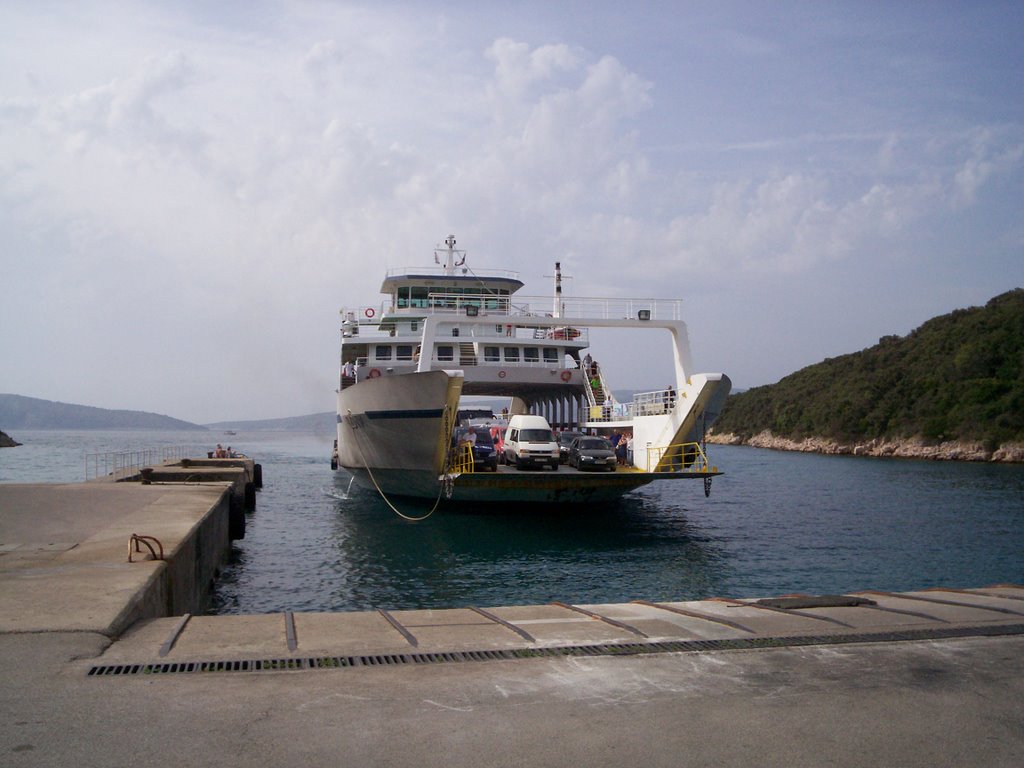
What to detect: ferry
<box><xmin>333</xmin><ymin>235</ymin><xmax>731</xmax><ymax>505</ymax></box>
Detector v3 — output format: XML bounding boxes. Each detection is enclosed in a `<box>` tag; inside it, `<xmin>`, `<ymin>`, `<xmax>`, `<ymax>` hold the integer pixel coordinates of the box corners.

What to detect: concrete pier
<box><xmin>1</xmin><ymin>470</ymin><xmax>1022</xmax><ymax>766</ymax></box>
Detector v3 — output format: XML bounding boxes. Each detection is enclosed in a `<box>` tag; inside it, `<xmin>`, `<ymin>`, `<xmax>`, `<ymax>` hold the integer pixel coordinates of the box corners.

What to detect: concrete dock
<box><xmin>1</xmin><ymin>472</ymin><xmax>1023</xmax><ymax>766</ymax></box>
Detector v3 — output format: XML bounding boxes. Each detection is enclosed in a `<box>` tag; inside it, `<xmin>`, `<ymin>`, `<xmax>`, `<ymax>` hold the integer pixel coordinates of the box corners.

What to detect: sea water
<box><xmin>2</xmin><ymin>429</ymin><xmax>1022</xmax><ymax>612</ymax></box>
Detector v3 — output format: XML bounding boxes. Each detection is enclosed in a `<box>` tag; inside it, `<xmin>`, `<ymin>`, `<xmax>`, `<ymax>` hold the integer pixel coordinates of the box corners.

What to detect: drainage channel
<box><xmin>87</xmin><ymin>622</ymin><xmax>1024</xmax><ymax>677</ymax></box>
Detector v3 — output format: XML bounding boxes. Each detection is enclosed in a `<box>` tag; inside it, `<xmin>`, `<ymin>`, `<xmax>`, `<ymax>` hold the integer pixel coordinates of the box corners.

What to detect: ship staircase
<box><xmin>458</xmin><ymin>342</ymin><xmax>478</xmax><ymax>367</ymax></box>
<box><xmin>583</xmin><ymin>360</ymin><xmax>616</xmax><ymax>418</ymax></box>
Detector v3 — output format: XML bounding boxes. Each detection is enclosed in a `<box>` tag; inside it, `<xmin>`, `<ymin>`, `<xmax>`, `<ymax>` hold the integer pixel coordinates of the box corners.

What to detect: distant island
<box><xmin>709</xmin><ymin>289</ymin><xmax>1024</xmax><ymax>463</ymax></box>
<box><xmin>0</xmin><ymin>430</ymin><xmax>20</xmax><ymax>448</ymax></box>
<box><xmin>0</xmin><ymin>394</ymin><xmax>206</xmax><ymax>431</ymax></box>
<box><xmin>206</xmin><ymin>412</ymin><xmax>337</xmax><ymax>433</ymax></box>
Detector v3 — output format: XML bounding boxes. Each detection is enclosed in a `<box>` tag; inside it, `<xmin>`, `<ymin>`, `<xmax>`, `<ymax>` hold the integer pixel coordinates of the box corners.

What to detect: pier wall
<box><xmin>110</xmin><ymin>487</ymin><xmax>232</xmax><ymax>636</ymax></box>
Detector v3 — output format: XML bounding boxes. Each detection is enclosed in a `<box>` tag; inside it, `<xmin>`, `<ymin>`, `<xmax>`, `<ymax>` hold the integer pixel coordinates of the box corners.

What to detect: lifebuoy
<box><xmin>364</xmin><ymin>307</ymin><xmax>375</xmax><ymax>318</ymax></box>
<box><xmin>368</xmin><ymin>368</ymin><xmax>381</xmax><ymax>378</ymax></box>
<box><xmin>497</xmin><ymin>370</ymin><xmax>507</xmax><ymax>379</ymax></box>
<box><xmin>560</xmin><ymin>370</ymin><xmax>572</xmax><ymax>382</ymax></box>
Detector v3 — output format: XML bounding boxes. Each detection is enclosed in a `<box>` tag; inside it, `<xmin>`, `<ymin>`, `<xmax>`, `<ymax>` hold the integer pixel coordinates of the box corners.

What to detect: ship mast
<box><xmin>435</xmin><ymin>234</ymin><xmax>466</xmax><ymax>276</ymax></box>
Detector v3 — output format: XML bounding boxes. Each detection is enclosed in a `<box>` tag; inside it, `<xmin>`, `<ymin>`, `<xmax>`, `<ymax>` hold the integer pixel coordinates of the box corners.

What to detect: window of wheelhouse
<box><xmin>407</xmin><ymin>287</ymin><xmax>432</xmax><ymax>309</ymax></box>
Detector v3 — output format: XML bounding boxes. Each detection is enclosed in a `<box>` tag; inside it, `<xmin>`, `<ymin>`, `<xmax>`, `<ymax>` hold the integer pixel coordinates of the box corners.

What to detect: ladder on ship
<box><xmin>584</xmin><ymin>360</ymin><xmax>615</xmax><ymax>416</ymax></box>
<box><xmin>458</xmin><ymin>342</ymin><xmax>477</xmax><ymax>366</ymax></box>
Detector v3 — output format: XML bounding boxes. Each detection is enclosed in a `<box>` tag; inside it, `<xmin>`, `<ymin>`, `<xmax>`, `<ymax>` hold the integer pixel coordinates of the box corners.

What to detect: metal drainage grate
<box><xmin>87</xmin><ymin>622</ymin><xmax>1024</xmax><ymax>677</ymax></box>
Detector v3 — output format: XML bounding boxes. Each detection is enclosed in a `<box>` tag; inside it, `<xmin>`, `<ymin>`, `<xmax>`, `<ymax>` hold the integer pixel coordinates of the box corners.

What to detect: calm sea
<box><xmin>3</xmin><ymin>429</ymin><xmax>1023</xmax><ymax>612</ymax></box>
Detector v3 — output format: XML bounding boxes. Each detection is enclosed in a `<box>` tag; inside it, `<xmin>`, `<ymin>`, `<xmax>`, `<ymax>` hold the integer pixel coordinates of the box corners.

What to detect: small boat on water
<box><xmin>333</xmin><ymin>235</ymin><xmax>731</xmax><ymax>504</ymax></box>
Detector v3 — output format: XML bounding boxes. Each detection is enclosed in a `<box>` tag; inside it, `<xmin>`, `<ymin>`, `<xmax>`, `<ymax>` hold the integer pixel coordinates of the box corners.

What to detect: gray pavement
<box><xmin>2</xmin><ymin>631</ymin><xmax>1022</xmax><ymax>767</ymax></box>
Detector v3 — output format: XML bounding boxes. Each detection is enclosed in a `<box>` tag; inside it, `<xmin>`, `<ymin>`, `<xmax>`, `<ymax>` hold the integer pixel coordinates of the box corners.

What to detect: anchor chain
<box><xmin>439</xmin><ymin>404</ymin><xmax>457</xmax><ymax>499</ymax></box>
<box><xmin>702</xmin><ymin>415</ymin><xmax>712</xmax><ymax>497</ymax></box>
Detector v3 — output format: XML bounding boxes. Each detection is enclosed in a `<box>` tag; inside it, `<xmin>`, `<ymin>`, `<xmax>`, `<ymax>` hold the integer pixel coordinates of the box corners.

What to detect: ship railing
<box><xmin>451</xmin><ymin>442</ymin><xmax>476</xmax><ymax>474</ymax></box>
<box><xmin>342</xmin><ymin>295</ymin><xmax>681</xmax><ymax>325</ymax></box>
<box><xmin>583</xmin><ymin>387</ymin><xmax>679</xmax><ymax>422</ymax></box>
<box><xmin>632</xmin><ymin>388</ymin><xmax>678</xmax><ymax>416</ymax></box>
<box><xmin>85</xmin><ymin>446</ymin><xmax>194</xmax><ymax>482</ymax></box>
<box><xmin>646</xmin><ymin>442</ymin><xmax>715</xmax><ymax>474</ymax></box>
<box><xmin>385</xmin><ymin>266</ymin><xmax>520</xmax><ymax>281</ymax></box>
<box><xmin>510</xmin><ymin>296</ymin><xmax>682</xmax><ymax>322</ymax></box>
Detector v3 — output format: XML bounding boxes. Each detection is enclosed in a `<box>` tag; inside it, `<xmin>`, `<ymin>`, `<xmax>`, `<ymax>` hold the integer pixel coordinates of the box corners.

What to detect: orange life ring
<box><xmin>497</xmin><ymin>370</ymin><xmax>506</xmax><ymax>379</ymax></box>
<box><xmin>560</xmin><ymin>370</ymin><xmax>572</xmax><ymax>382</ymax></box>
<box><xmin>364</xmin><ymin>307</ymin><xmax>375</xmax><ymax>318</ymax></box>
<box><xmin>368</xmin><ymin>368</ymin><xmax>381</xmax><ymax>378</ymax></box>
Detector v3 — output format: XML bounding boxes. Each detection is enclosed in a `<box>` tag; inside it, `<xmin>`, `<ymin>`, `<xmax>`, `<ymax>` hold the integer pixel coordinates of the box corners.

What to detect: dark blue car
<box><xmin>453</xmin><ymin>427</ymin><xmax>499</xmax><ymax>472</ymax></box>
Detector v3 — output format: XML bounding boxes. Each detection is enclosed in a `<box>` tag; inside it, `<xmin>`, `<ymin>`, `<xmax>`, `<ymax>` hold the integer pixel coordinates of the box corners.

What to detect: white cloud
<box><xmin>951</xmin><ymin>128</ymin><xmax>1024</xmax><ymax>209</ymax></box>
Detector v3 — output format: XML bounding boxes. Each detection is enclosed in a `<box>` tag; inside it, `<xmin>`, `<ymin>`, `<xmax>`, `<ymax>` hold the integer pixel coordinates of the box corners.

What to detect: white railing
<box><xmin>582</xmin><ymin>387</ymin><xmax>677</xmax><ymax>423</ymax></box>
<box><xmin>512</xmin><ymin>296</ymin><xmax>682</xmax><ymax>322</ymax></box>
<box><xmin>385</xmin><ymin>266</ymin><xmax>520</xmax><ymax>281</ymax></box>
<box><xmin>85</xmin><ymin>446</ymin><xmax>194</xmax><ymax>481</ymax></box>
<box><xmin>342</xmin><ymin>295</ymin><xmax>682</xmax><ymax>325</ymax></box>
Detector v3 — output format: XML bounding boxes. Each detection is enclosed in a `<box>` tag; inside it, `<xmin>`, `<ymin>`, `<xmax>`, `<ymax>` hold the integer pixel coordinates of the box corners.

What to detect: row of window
<box><xmin>371</xmin><ymin>345</ymin><xmax>561</xmax><ymax>363</ymax></box>
<box><xmin>393</xmin><ymin>287</ymin><xmax>511</xmax><ymax>310</ymax></box>
<box><xmin>482</xmin><ymin>346</ymin><xmax>559</xmax><ymax>363</ymax></box>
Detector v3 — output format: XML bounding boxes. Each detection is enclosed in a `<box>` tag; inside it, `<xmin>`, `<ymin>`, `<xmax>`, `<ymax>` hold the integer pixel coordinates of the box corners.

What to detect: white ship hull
<box><xmin>335</xmin><ymin>369</ymin><xmax>463</xmax><ymax>496</ymax></box>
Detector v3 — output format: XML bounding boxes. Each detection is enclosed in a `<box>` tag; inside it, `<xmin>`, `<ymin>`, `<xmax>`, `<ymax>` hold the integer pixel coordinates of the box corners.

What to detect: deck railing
<box><xmin>344</xmin><ymin>295</ymin><xmax>682</xmax><ymax>326</ymax></box>
<box><xmin>645</xmin><ymin>442</ymin><xmax>714</xmax><ymax>474</ymax></box>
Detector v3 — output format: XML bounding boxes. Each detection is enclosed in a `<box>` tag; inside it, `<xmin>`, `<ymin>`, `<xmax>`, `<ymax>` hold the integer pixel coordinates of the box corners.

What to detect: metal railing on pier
<box><xmin>85</xmin><ymin>446</ymin><xmax>195</xmax><ymax>481</ymax></box>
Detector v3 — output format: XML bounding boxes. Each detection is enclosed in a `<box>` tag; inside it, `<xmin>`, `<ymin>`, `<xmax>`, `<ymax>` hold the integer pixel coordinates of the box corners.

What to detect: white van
<box><xmin>503</xmin><ymin>415</ymin><xmax>559</xmax><ymax>470</ymax></box>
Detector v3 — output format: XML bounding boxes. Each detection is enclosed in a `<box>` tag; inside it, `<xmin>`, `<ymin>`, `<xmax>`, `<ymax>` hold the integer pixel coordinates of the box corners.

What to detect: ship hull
<box><xmin>335</xmin><ymin>369</ymin><xmax>463</xmax><ymax>495</ymax></box>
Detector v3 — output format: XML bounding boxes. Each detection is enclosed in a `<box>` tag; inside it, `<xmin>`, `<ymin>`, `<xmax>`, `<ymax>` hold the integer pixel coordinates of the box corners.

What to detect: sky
<box><xmin>2</xmin><ymin>1</ymin><xmax>1022</xmax><ymax>424</ymax></box>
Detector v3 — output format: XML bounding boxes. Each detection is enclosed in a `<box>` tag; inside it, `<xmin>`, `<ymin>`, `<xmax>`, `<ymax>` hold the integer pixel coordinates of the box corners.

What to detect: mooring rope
<box><xmin>346</xmin><ymin>409</ymin><xmax>448</xmax><ymax>522</ymax></box>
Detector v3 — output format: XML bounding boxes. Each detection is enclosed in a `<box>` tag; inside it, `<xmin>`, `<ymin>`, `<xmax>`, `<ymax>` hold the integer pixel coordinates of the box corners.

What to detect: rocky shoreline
<box><xmin>0</xmin><ymin>430</ymin><xmax>21</xmax><ymax>448</ymax></box>
<box><xmin>707</xmin><ymin>430</ymin><xmax>1024</xmax><ymax>463</ymax></box>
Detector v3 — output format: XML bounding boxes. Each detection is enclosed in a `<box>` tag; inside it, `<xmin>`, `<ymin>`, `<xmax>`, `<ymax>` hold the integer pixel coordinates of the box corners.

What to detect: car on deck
<box><xmin>568</xmin><ymin>436</ymin><xmax>617</xmax><ymax>471</ymax></box>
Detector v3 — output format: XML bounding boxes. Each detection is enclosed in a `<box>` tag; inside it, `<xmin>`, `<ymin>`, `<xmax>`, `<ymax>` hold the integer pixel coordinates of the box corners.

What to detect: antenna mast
<box><xmin>436</xmin><ymin>234</ymin><xmax>466</xmax><ymax>276</ymax></box>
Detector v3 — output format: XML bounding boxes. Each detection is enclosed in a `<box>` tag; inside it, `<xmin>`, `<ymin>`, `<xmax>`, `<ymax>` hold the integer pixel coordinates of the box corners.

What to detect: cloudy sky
<box><xmin>2</xmin><ymin>1</ymin><xmax>1022</xmax><ymax>424</ymax></box>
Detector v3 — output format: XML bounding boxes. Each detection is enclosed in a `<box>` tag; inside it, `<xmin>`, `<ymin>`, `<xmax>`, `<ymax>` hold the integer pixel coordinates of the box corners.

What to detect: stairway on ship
<box><xmin>458</xmin><ymin>342</ymin><xmax>477</xmax><ymax>366</ymax></box>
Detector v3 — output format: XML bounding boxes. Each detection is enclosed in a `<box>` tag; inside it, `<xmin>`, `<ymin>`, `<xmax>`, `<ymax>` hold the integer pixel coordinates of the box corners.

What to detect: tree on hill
<box><xmin>712</xmin><ymin>289</ymin><xmax>1024</xmax><ymax>449</ymax></box>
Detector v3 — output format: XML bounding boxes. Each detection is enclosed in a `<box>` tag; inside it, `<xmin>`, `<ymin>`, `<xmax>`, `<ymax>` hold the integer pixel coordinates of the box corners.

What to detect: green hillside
<box><xmin>712</xmin><ymin>289</ymin><xmax>1024</xmax><ymax>448</ymax></box>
